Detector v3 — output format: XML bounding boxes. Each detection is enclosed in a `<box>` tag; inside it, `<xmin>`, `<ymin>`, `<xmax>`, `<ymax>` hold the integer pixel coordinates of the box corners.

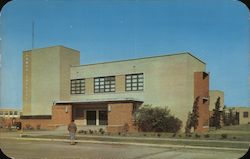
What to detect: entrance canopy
<box><xmin>53</xmin><ymin>98</ymin><xmax>143</xmax><ymax>105</ymax></box>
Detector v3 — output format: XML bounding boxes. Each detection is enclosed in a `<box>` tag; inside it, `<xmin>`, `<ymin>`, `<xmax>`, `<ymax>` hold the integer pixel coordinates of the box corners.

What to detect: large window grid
<box><xmin>71</xmin><ymin>79</ymin><xmax>85</xmax><ymax>94</ymax></box>
<box><xmin>94</xmin><ymin>76</ymin><xmax>115</xmax><ymax>93</ymax></box>
<box><xmin>126</xmin><ymin>73</ymin><xmax>144</xmax><ymax>91</ymax></box>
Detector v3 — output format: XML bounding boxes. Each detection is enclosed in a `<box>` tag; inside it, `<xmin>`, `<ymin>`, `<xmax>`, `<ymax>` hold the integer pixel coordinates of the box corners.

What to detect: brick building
<box><xmin>21</xmin><ymin>45</ymin><xmax>210</xmax><ymax>132</ymax></box>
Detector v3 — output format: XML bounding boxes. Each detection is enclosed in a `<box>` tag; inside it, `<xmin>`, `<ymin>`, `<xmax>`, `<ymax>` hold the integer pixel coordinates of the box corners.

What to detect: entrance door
<box><xmin>87</xmin><ymin>111</ymin><xmax>96</xmax><ymax>125</ymax></box>
<box><xmin>99</xmin><ymin>110</ymin><xmax>107</xmax><ymax>125</ymax></box>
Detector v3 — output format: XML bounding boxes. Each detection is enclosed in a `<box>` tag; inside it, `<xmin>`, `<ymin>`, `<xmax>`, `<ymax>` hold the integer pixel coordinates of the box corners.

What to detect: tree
<box><xmin>185</xmin><ymin>111</ymin><xmax>192</xmax><ymax>134</ymax></box>
<box><xmin>212</xmin><ymin>97</ymin><xmax>221</xmax><ymax>129</ymax></box>
<box><xmin>135</xmin><ymin>105</ymin><xmax>182</xmax><ymax>133</ymax></box>
<box><xmin>190</xmin><ymin>96</ymin><xmax>199</xmax><ymax>131</ymax></box>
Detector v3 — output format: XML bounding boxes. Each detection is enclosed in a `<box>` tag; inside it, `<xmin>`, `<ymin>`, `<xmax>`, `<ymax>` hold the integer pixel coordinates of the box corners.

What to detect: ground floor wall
<box><xmin>18</xmin><ymin>102</ymin><xmax>139</xmax><ymax>133</ymax></box>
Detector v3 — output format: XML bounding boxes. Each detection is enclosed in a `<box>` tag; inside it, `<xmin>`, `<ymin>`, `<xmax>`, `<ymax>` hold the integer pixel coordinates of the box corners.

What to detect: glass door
<box><xmin>87</xmin><ymin>111</ymin><xmax>96</xmax><ymax>125</ymax></box>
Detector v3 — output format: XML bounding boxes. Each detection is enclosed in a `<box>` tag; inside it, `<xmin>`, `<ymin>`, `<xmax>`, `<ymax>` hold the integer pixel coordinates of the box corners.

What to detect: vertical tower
<box><xmin>194</xmin><ymin>72</ymin><xmax>210</xmax><ymax>132</ymax></box>
<box><xmin>22</xmin><ymin>46</ymin><xmax>80</xmax><ymax>115</ymax></box>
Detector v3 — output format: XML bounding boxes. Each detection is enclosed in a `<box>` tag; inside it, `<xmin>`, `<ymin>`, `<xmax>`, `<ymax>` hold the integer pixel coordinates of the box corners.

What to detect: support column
<box><xmin>96</xmin><ymin>110</ymin><xmax>99</xmax><ymax>126</ymax></box>
<box><xmin>83</xmin><ymin>110</ymin><xmax>87</xmax><ymax>126</ymax></box>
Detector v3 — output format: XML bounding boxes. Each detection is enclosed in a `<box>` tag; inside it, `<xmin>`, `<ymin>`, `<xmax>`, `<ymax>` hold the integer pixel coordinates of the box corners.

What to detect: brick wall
<box><xmin>194</xmin><ymin>72</ymin><xmax>209</xmax><ymax>132</ymax></box>
<box><xmin>20</xmin><ymin>119</ymin><xmax>51</xmax><ymax>130</ymax></box>
<box><xmin>51</xmin><ymin>104</ymin><xmax>72</xmax><ymax>126</ymax></box>
<box><xmin>107</xmin><ymin>103</ymin><xmax>137</xmax><ymax>133</ymax></box>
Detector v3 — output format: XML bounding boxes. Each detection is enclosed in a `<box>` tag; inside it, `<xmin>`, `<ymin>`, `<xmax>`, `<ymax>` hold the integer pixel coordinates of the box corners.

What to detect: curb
<box><xmin>1</xmin><ymin>137</ymin><xmax>247</xmax><ymax>152</ymax></box>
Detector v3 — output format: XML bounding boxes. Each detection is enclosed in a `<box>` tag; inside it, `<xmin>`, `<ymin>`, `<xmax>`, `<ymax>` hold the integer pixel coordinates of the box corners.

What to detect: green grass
<box><xmin>22</xmin><ymin>134</ymin><xmax>249</xmax><ymax>149</ymax></box>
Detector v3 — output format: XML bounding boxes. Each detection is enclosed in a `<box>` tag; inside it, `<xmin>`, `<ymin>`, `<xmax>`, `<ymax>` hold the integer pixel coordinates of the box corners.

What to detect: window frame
<box><xmin>94</xmin><ymin>76</ymin><xmax>115</xmax><ymax>93</ymax></box>
<box><xmin>243</xmin><ymin>111</ymin><xmax>249</xmax><ymax>118</ymax></box>
<box><xmin>70</xmin><ymin>78</ymin><xmax>85</xmax><ymax>94</ymax></box>
<box><xmin>125</xmin><ymin>73</ymin><xmax>144</xmax><ymax>91</ymax></box>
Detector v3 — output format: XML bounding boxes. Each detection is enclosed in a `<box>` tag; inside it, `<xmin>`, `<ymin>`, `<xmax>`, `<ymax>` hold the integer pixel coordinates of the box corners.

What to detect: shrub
<box><xmin>178</xmin><ymin>134</ymin><xmax>182</xmax><ymax>138</ymax></box>
<box><xmin>204</xmin><ymin>134</ymin><xmax>210</xmax><ymax>138</ymax></box>
<box><xmin>88</xmin><ymin>129</ymin><xmax>94</xmax><ymax>134</ymax></box>
<box><xmin>25</xmin><ymin>124</ymin><xmax>33</xmax><ymax>130</ymax></box>
<box><xmin>195</xmin><ymin>134</ymin><xmax>201</xmax><ymax>138</ymax></box>
<box><xmin>221</xmin><ymin>134</ymin><xmax>228</xmax><ymax>139</ymax></box>
<box><xmin>185</xmin><ymin>133</ymin><xmax>192</xmax><ymax>137</ymax></box>
<box><xmin>172</xmin><ymin>133</ymin><xmax>177</xmax><ymax>137</ymax></box>
<box><xmin>157</xmin><ymin>133</ymin><xmax>161</xmax><ymax>137</ymax></box>
<box><xmin>233</xmin><ymin>136</ymin><xmax>237</xmax><ymax>139</ymax></box>
<box><xmin>78</xmin><ymin>130</ymin><xmax>84</xmax><ymax>134</ymax></box>
<box><xmin>136</xmin><ymin>105</ymin><xmax>182</xmax><ymax>133</ymax></box>
<box><xmin>99</xmin><ymin>128</ymin><xmax>105</xmax><ymax>135</ymax></box>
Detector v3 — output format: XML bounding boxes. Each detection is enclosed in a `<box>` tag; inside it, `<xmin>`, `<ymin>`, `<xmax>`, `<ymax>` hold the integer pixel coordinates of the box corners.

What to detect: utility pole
<box><xmin>32</xmin><ymin>21</ymin><xmax>34</xmax><ymax>49</ymax></box>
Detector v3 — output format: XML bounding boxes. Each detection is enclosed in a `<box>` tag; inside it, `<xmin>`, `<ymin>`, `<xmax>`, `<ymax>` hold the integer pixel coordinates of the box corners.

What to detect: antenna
<box><xmin>32</xmin><ymin>21</ymin><xmax>34</xmax><ymax>49</ymax></box>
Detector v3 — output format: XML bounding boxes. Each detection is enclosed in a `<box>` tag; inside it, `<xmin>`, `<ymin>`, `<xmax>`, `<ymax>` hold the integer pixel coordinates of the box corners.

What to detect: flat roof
<box><xmin>72</xmin><ymin>52</ymin><xmax>205</xmax><ymax>67</ymax></box>
<box><xmin>54</xmin><ymin>98</ymin><xmax>143</xmax><ymax>105</ymax></box>
<box><xmin>23</xmin><ymin>45</ymin><xmax>80</xmax><ymax>53</ymax></box>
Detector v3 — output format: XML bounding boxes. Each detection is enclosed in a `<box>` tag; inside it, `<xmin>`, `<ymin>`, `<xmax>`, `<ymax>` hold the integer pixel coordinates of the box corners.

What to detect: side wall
<box><xmin>209</xmin><ymin>90</ymin><xmax>224</xmax><ymax>111</ymax></box>
<box><xmin>30</xmin><ymin>47</ymin><xmax>61</xmax><ymax>115</ymax></box>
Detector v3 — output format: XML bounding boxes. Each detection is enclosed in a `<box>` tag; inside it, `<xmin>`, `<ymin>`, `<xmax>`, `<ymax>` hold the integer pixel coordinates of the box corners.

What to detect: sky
<box><xmin>0</xmin><ymin>0</ymin><xmax>249</xmax><ymax>109</ymax></box>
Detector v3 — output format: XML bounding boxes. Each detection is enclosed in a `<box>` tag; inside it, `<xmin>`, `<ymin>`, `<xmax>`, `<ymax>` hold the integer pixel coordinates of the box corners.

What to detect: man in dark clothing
<box><xmin>68</xmin><ymin>120</ymin><xmax>77</xmax><ymax>145</ymax></box>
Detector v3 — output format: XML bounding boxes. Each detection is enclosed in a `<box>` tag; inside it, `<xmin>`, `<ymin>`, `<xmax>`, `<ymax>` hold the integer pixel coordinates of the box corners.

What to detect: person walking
<box><xmin>68</xmin><ymin>120</ymin><xmax>77</xmax><ymax>145</ymax></box>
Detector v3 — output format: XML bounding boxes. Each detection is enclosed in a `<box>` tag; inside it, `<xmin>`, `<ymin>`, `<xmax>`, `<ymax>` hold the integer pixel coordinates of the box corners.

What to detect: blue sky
<box><xmin>0</xmin><ymin>0</ymin><xmax>249</xmax><ymax>109</ymax></box>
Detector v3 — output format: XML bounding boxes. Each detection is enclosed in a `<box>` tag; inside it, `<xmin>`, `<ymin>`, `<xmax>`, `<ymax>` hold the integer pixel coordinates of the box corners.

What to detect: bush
<box><xmin>204</xmin><ymin>134</ymin><xmax>210</xmax><ymax>138</ymax></box>
<box><xmin>136</xmin><ymin>105</ymin><xmax>182</xmax><ymax>133</ymax></box>
<box><xmin>195</xmin><ymin>134</ymin><xmax>201</xmax><ymax>138</ymax></box>
<box><xmin>99</xmin><ymin>128</ymin><xmax>105</xmax><ymax>135</ymax></box>
<box><xmin>25</xmin><ymin>124</ymin><xmax>34</xmax><ymax>130</ymax></box>
<box><xmin>178</xmin><ymin>134</ymin><xmax>182</xmax><ymax>138</ymax></box>
<box><xmin>78</xmin><ymin>130</ymin><xmax>84</xmax><ymax>134</ymax></box>
<box><xmin>88</xmin><ymin>129</ymin><xmax>94</xmax><ymax>134</ymax></box>
<box><xmin>172</xmin><ymin>133</ymin><xmax>177</xmax><ymax>137</ymax></box>
<box><xmin>221</xmin><ymin>134</ymin><xmax>228</xmax><ymax>139</ymax></box>
<box><xmin>185</xmin><ymin>133</ymin><xmax>192</xmax><ymax>137</ymax></box>
<box><xmin>157</xmin><ymin>133</ymin><xmax>161</xmax><ymax>137</ymax></box>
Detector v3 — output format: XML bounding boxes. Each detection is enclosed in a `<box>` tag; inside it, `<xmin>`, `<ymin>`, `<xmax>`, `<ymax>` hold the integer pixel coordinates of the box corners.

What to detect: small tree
<box><xmin>136</xmin><ymin>105</ymin><xmax>182</xmax><ymax>133</ymax></box>
<box><xmin>213</xmin><ymin>97</ymin><xmax>221</xmax><ymax>129</ymax></box>
<box><xmin>185</xmin><ymin>111</ymin><xmax>192</xmax><ymax>134</ymax></box>
<box><xmin>190</xmin><ymin>96</ymin><xmax>199</xmax><ymax>131</ymax></box>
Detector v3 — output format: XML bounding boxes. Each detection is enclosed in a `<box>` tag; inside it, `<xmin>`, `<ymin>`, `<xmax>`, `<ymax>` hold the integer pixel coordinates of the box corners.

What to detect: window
<box><xmin>14</xmin><ymin>111</ymin><xmax>18</xmax><ymax>115</ymax></box>
<box><xmin>71</xmin><ymin>79</ymin><xmax>85</xmax><ymax>94</ymax></box>
<box><xmin>0</xmin><ymin>111</ymin><xmax>3</xmax><ymax>115</ymax></box>
<box><xmin>126</xmin><ymin>73</ymin><xmax>144</xmax><ymax>91</ymax></box>
<box><xmin>243</xmin><ymin>112</ymin><xmax>249</xmax><ymax>118</ymax></box>
<box><xmin>10</xmin><ymin>111</ymin><xmax>13</xmax><ymax>115</ymax></box>
<box><xmin>94</xmin><ymin>76</ymin><xmax>115</xmax><ymax>93</ymax></box>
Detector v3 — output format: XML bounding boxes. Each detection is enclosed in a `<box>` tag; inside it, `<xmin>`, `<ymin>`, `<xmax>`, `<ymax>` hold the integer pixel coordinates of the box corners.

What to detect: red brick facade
<box><xmin>107</xmin><ymin>103</ymin><xmax>138</xmax><ymax>133</ymax></box>
<box><xmin>194</xmin><ymin>72</ymin><xmax>209</xmax><ymax>132</ymax></box>
<box><xmin>51</xmin><ymin>104</ymin><xmax>72</xmax><ymax>126</ymax></box>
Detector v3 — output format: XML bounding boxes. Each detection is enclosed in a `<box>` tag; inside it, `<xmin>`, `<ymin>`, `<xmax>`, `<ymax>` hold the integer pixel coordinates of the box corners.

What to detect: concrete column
<box><xmin>96</xmin><ymin>110</ymin><xmax>99</xmax><ymax>126</ymax></box>
<box><xmin>83</xmin><ymin>110</ymin><xmax>87</xmax><ymax>126</ymax></box>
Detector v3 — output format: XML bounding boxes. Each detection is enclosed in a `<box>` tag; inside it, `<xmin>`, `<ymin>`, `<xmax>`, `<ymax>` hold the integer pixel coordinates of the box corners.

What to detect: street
<box><xmin>0</xmin><ymin>138</ymin><xmax>246</xmax><ymax>159</ymax></box>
